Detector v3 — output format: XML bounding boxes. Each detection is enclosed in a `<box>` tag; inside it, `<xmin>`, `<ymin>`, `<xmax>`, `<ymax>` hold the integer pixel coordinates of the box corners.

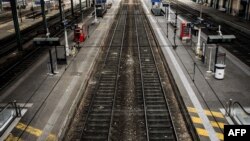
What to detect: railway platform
<box><xmin>143</xmin><ymin>0</ymin><xmax>250</xmax><ymax>141</ymax></box>
<box><xmin>0</xmin><ymin>0</ymin><xmax>121</xmax><ymax>140</ymax></box>
<box><xmin>0</xmin><ymin>0</ymin><xmax>250</xmax><ymax>140</ymax></box>
<box><xmin>0</xmin><ymin>6</ymin><xmax>65</xmax><ymax>39</ymax></box>
<box><xmin>177</xmin><ymin>0</ymin><xmax>250</xmax><ymax>35</ymax></box>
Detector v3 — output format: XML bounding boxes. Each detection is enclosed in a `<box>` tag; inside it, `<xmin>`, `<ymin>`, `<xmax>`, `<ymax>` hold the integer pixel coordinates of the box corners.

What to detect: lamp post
<box><xmin>0</xmin><ymin>0</ymin><xmax>3</xmax><ymax>13</ymax></box>
<box><xmin>10</xmin><ymin>0</ymin><xmax>23</xmax><ymax>51</ymax></box>
<box><xmin>18</xmin><ymin>1</ymin><xmax>23</xmax><ymax>23</ymax></box>
<box><xmin>62</xmin><ymin>4</ymin><xmax>70</xmax><ymax>56</ymax></box>
<box><xmin>70</xmin><ymin>0</ymin><xmax>74</xmax><ymax>16</ymax></box>
<box><xmin>196</xmin><ymin>0</ymin><xmax>203</xmax><ymax>56</ymax></box>
<box><xmin>167</xmin><ymin>1</ymin><xmax>171</xmax><ymax>22</ymax></box>
<box><xmin>93</xmin><ymin>0</ymin><xmax>99</xmax><ymax>23</ymax></box>
<box><xmin>79</xmin><ymin>0</ymin><xmax>83</xmax><ymax>21</ymax></box>
<box><xmin>40</xmin><ymin>0</ymin><xmax>50</xmax><ymax>37</ymax></box>
<box><xmin>173</xmin><ymin>0</ymin><xmax>178</xmax><ymax>49</ymax></box>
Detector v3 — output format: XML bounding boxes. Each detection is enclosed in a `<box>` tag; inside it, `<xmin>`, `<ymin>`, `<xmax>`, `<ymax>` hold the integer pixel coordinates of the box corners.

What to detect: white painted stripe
<box><xmin>37</xmin><ymin>76</ymin><xmax>79</xmax><ymax>141</ymax></box>
<box><xmin>140</xmin><ymin>0</ymin><xmax>219</xmax><ymax>141</ymax></box>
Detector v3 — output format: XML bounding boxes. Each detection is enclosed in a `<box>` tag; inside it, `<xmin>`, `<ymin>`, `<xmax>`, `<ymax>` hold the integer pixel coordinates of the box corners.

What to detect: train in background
<box><xmin>1</xmin><ymin>0</ymin><xmax>28</xmax><ymax>9</ymax></box>
<box><xmin>33</xmin><ymin>0</ymin><xmax>57</xmax><ymax>8</ymax></box>
<box><xmin>33</xmin><ymin>0</ymin><xmax>86</xmax><ymax>10</ymax></box>
<box><xmin>168</xmin><ymin>7</ymin><xmax>191</xmax><ymax>40</ymax></box>
<box><xmin>1</xmin><ymin>0</ymin><xmax>57</xmax><ymax>10</ymax></box>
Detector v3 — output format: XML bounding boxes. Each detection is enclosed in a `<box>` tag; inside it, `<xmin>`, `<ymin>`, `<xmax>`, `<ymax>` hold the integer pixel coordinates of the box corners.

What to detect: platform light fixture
<box><xmin>61</xmin><ymin>3</ymin><xmax>70</xmax><ymax>56</ymax></box>
<box><xmin>195</xmin><ymin>0</ymin><xmax>204</xmax><ymax>57</ymax></box>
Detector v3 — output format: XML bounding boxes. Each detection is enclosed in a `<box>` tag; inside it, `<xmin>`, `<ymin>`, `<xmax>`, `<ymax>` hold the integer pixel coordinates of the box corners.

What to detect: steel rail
<box><xmin>0</xmin><ymin>8</ymin><xmax>92</xmax><ymax>90</ymax></box>
<box><xmin>108</xmin><ymin>4</ymin><xmax>128</xmax><ymax>141</ymax></box>
<box><xmin>134</xmin><ymin>3</ymin><xmax>150</xmax><ymax>141</ymax></box>
<box><xmin>79</xmin><ymin>5</ymin><xmax>127</xmax><ymax>140</ymax></box>
<box><xmin>0</xmin><ymin>5</ymin><xmax>85</xmax><ymax>57</ymax></box>
<box><xmin>135</xmin><ymin>1</ymin><xmax>178</xmax><ymax>140</ymax></box>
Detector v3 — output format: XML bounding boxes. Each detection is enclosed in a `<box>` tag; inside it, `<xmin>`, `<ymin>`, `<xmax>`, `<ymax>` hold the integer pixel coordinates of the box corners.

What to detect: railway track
<box><xmin>75</xmin><ymin>4</ymin><xmax>128</xmax><ymax>140</ymax></box>
<box><xmin>171</xmin><ymin>2</ymin><xmax>250</xmax><ymax>66</ymax></box>
<box><xmin>0</xmin><ymin>8</ymin><xmax>93</xmax><ymax>90</ymax></box>
<box><xmin>0</xmin><ymin>5</ymin><xmax>83</xmax><ymax>58</ymax></box>
<box><xmin>135</xmin><ymin>2</ymin><xmax>177</xmax><ymax>140</ymax></box>
<box><xmin>67</xmin><ymin>0</ymin><xmax>179</xmax><ymax>140</ymax></box>
<box><xmin>0</xmin><ymin>9</ymin><xmax>38</xmax><ymax>24</ymax></box>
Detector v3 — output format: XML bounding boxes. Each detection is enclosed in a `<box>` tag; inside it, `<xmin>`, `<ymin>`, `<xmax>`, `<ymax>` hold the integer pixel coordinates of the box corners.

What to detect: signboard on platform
<box><xmin>96</xmin><ymin>0</ymin><xmax>107</xmax><ymax>4</ymax></box>
<box><xmin>33</xmin><ymin>37</ymin><xmax>60</xmax><ymax>46</ymax></box>
<box><xmin>207</xmin><ymin>35</ymin><xmax>236</xmax><ymax>44</ymax></box>
<box><xmin>162</xmin><ymin>2</ymin><xmax>169</xmax><ymax>7</ymax></box>
<box><xmin>151</xmin><ymin>0</ymin><xmax>161</xmax><ymax>3</ymax></box>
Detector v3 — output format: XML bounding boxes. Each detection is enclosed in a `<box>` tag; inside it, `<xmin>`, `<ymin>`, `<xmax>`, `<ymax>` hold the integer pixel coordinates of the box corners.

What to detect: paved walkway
<box><xmin>0</xmin><ymin>5</ymin><xmax>72</xmax><ymax>39</ymax></box>
<box><xmin>177</xmin><ymin>0</ymin><xmax>250</xmax><ymax>35</ymax></box>
<box><xmin>142</xmin><ymin>0</ymin><xmax>250</xmax><ymax>141</ymax></box>
<box><xmin>0</xmin><ymin>0</ymin><xmax>121</xmax><ymax>140</ymax></box>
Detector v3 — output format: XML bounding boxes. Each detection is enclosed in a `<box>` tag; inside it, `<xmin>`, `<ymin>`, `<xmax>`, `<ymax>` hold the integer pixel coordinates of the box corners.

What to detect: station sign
<box><xmin>151</xmin><ymin>0</ymin><xmax>161</xmax><ymax>3</ymax></box>
<box><xmin>162</xmin><ymin>2</ymin><xmax>169</xmax><ymax>7</ymax></box>
<box><xmin>33</xmin><ymin>37</ymin><xmax>60</xmax><ymax>46</ymax></box>
<box><xmin>207</xmin><ymin>35</ymin><xmax>236</xmax><ymax>44</ymax></box>
<box><xmin>96</xmin><ymin>0</ymin><xmax>107</xmax><ymax>4</ymax></box>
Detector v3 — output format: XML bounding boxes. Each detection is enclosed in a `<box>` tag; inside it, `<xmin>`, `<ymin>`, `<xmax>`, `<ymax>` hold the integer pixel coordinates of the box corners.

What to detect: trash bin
<box><xmin>215</xmin><ymin>64</ymin><xmax>226</xmax><ymax>80</ymax></box>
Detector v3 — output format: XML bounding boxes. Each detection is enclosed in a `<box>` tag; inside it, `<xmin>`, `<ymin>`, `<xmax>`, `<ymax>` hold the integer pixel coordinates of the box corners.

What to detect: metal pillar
<box><xmin>173</xmin><ymin>2</ymin><xmax>178</xmax><ymax>49</ymax></box>
<box><xmin>227</xmin><ymin>0</ymin><xmax>232</xmax><ymax>14</ymax></box>
<box><xmin>214</xmin><ymin>44</ymin><xmax>219</xmax><ymax>72</ymax></box>
<box><xmin>58</xmin><ymin>0</ymin><xmax>63</xmax><ymax>22</ymax></box>
<box><xmin>0</xmin><ymin>0</ymin><xmax>3</xmax><ymax>13</ymax></box>
<box><xmin>93</xmin><ymin>0</ymin><xmax>98</xmax><ymax>23</ymax></box>
<box><xmin>207</xmin><ymin>46</ymin><xmax>213</xmax><ymax>73</ymax></box>
<box><xmin>80</xmin><ymin>0</ymin><xmax>82</xmax><ymax>11</ymax></box>
<box><xmin>196</xmin><ymin>3</ymin><xmax>203</xmax><ymax>56</ymax></box>
<box><xmin>167</xmin><ymin>2</ymin><xmax>171</xmax><ymax>22</ymax></box>
<box><xmin>62</xmin><ymin>5</ymin><xmax>70</xmax><ymax>56</ymax></box>
<box><xmin>49</xmin><ymin>49</ymin><xmax>55</xmax><ymax>74</ymax></box>
<box><xmin>245</xmin><ymin>0</ymin><xmax>250</xmax><ymax>20</ymax></box>
<box><xmin>10</xmin><ymin>0</ymin><xmax>23</xmax><ymax>51</ymax></box>
<box><xmin>80</xmin><ymin>0</ymin><xmax>83</xmax><ymax>21</ymax></box>
<box><xmin>71</xmin><ymin>0</ymin><xmax>74</xmax><ymax>16</ymax></box>
<box><xmin>40</xmin><ymin>0</ymin><xmax>49</xmax><ymax>36</ymax></box>
<box><xmin>18</xmin><ymin>3</ymin><xmax>23</xmax><ymax>23</ymax></box>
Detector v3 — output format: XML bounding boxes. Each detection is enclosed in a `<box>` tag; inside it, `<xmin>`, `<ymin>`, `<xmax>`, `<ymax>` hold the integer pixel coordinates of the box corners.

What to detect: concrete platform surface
<box><xmin>178</xmin><ymin>0</ymin><xmax>250</xmax><ymax>35</ymax></box>
<box><xmin>0</xmin><ymin>0</ymin><xmax>121</xmax><ymax>140</ymax></box>
<box><xmin>142</xmin><ymin>0</ymin><xmax>250</xmax><ymax>141</ymax></box>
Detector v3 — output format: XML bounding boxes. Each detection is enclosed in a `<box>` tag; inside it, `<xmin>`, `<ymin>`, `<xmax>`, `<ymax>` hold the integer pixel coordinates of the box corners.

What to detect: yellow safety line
<box><xmin>5</xmin><ymin>133</ymin><xmax>23</xmax><ymax>141</ymax></box>
<box><xmin>46</xmin><ymin>134</ymin><xmax>57</xmax><ymax>141</ymax></box>
<box><xmin>187</xmin><ymin>107</ymin><xmax>224</xmax><ymax>119</ymax></box>
<box><xmin>8</xmin><ymin>29</ymin><xmax>15</xmax><ymax>33</ymax></box>
<box><xmin>14</xmin><ymin>122</ymin><xmax>57</xmax><ymax>140</ymax></box>
<box><xmin>196</xmin><ymin>128</ymin><xmax>224</xmax><ymax>140</ymax></box>
<box><xmin>16</xmin><ymin>122</ymin><xmax>42</xmax><ymax>137</ymax></box>
<box><xmin>191</xmin><ymin>116</ymin><xmax>225</xmax><ymax>129</ymax></box>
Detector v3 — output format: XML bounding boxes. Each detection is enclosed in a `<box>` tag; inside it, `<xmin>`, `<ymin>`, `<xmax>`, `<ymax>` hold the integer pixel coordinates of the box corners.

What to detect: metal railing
<box><xmin>0</xmin><ymin>100</ymin><xmax>22</xmax><ymax>136</ymax></box>
<box><xmin>226</xmin><ymin>99</ymin><xmax>250</xmax><ymax>125</ymax></box>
